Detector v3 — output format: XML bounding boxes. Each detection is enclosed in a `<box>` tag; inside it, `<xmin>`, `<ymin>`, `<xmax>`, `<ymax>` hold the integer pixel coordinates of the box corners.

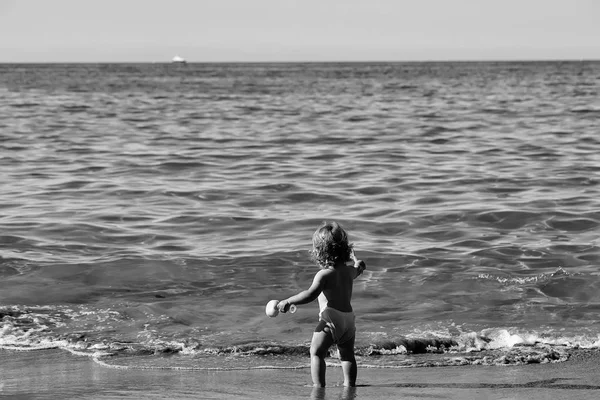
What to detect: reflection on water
<box><xmin>310</xmin><ymin>386</ymin><xmax>357</xmax><ymax>400</ymax></box>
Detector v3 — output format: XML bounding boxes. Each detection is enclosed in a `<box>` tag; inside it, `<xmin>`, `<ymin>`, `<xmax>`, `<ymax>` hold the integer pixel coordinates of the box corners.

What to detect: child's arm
<box><xmin>278</xmin><ymin>269</ymin><xmax>329</xmax><ymax>312</ymax></box>
<box><xmin>351</xmin><ymin>250</ymin><xmax>366</xmax><ymax>278</ymax></box>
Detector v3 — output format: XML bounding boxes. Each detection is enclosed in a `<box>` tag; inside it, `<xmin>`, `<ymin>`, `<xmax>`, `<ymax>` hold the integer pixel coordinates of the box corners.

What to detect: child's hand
<box><xmin>277</xmin><ymin>300</ymin><xmax>292</xmax><ymax>313</ymax></box>
<box><xmin>351</xmin><ymin>250</ymin><xmax>366</xmax><ymax>276</ymax></box>
<box><xmin>355</xmin><ymin>259</ymin><xmax>366</xmax><ymax>276</ymax></box>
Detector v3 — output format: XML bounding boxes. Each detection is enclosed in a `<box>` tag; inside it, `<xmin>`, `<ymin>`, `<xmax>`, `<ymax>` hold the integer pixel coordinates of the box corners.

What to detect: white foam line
<box><xmin>0</xmin><ymin>345</ymin><xmax>540</xmax><ymax>371</ymax></box>
<box><xmin>0</xmin><ymin>345</ymin><xmax>310</xmax><ymax>371</ymax></box>
<box><xmin>90</xmin><ymin>353</ymin><xmax>311</xmax><ymax>371</ymax></box>
<box><xmin>0</xmin><ymin>344</ymin><xmax>59</xmax><ymax>351</ymax></box>
<box><xmin>89</xmin><ymin>355</ymin><xmax>353</xmax><ymax>371</ymax></box>
<box><xmin>360</xmin><ymin>364</ymin><xmax>414</xmax><ymax>369</ymax></box>
<box><xmin>4</xmin><ymin>344</ymin><xmax>569</xmax><ymax>371</ymax></box>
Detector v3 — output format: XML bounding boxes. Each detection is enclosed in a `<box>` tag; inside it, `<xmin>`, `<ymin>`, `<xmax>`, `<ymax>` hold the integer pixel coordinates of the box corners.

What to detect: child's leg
<box><xmin>310</xmin><ymin>320</ymin><xmax>334</xmax><ymax>387</ymax></box>
<box><xmin>336</xmin><ymin>336</ymin><xmax>357</xmax><ymax>387</ymax></box>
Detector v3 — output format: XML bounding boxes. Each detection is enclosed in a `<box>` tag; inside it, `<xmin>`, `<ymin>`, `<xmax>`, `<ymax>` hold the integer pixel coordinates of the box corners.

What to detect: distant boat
<box><xmin>172</xmin><ymin>55</ymin><xmax>187</xmax><ymax>64</ymax></box>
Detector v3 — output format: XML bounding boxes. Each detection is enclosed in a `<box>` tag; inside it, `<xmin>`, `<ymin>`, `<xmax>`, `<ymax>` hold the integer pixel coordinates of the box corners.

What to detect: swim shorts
<box><xmin>319</xmin><ymin>307</ymin><xmax>356</xmax><ymax>345</ymax></box>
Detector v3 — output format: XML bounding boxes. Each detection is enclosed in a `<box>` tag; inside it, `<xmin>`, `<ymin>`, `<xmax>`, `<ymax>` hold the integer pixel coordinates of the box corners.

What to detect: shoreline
<box><xmin>2</xmin><ymin>349</ymin><xmax>600</xmax><ymax>399</ymax></box>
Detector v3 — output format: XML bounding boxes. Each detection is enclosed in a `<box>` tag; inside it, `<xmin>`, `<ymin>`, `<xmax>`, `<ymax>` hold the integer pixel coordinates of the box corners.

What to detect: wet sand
<box><xmin>2</xmin><ymin>349</ymin><xmax>600</xmax><ymax>399</ymax></box>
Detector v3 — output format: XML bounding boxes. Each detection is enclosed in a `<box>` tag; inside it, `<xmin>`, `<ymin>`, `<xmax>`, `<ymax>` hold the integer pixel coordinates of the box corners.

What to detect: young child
<box><xmin>277</xmin><ymin>221</ymin><xmax>366</xmax><ymax>387</ymax></box>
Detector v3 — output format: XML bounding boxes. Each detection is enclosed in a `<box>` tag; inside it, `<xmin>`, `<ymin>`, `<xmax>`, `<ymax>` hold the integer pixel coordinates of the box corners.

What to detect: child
<box><xmin>277</xmin><ymin>221</ymin><xmax>366</xmax><ymax>387</ymax></box>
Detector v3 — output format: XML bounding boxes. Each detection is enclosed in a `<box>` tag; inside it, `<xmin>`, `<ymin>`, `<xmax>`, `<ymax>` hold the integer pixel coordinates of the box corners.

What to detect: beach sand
<box><xmin>2</xmin><ymin>349</ymin><xmax>600</xmax><ymax>399</ymax></box>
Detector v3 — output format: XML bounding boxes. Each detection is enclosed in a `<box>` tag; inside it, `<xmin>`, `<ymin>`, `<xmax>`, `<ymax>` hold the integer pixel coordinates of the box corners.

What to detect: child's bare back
<box><xmin>316</xmin><ymin>262</ymin><xmax>361</xmax><ymax>313</ymax></box>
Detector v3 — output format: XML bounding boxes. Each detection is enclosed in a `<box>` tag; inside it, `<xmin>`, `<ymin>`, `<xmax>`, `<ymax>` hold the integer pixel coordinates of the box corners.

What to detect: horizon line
<box><xmin>0</xmin><ymin>58</ymin><xmax>598</xmax><ymax>64</ymax></box>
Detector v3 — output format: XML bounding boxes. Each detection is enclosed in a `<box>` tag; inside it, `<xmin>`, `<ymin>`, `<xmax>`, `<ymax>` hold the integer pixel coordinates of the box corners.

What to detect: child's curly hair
<box><xmin>310</xmin><ymin>221</ymin><xmax>353</xmax><ymax>269</ymax></box>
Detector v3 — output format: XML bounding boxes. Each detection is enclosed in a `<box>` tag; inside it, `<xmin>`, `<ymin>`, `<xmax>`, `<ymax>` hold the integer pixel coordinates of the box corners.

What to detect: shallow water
<box><xmin>1</xmin><ymin>62</ymin><xmax>599</xmax><ymax>369</ymax></box>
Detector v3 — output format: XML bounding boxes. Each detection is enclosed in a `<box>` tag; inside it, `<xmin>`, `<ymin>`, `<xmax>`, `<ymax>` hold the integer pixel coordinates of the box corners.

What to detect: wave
<box><xmin>0</xmin><ymin>333</ymin><xmax>576</xmax><ymax>371</ymax></box>
<box><xmin>1</xmin><ymin>304</ymin><xmax>596</xmax><ymax>370</ymax></box>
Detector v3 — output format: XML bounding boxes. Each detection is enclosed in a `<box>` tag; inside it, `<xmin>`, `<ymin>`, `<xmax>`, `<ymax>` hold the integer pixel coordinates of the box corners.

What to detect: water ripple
<box><xmin>1</xmin><ymin>62</ymin><xmax>599</xmax><ymax>356</ymax></box>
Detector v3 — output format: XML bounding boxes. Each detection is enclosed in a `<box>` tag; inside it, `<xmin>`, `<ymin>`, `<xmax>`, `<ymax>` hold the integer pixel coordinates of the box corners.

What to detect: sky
<box><xmin>0</xmin><ymin>0</ymin><xmax>598</xmax><ymax>62</ymax></box>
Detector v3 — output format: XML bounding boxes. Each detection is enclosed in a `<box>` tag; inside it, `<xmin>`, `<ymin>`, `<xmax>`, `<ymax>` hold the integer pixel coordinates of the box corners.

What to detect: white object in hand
<box><xmin>265</xmin><ymin>300</ymin><xmax>297</xmax><ymax>317</ymax></box>
<box><xmin>265</xmin><ymin>300</ymin><xmax>279</xmax><ymax>317</ymax></box>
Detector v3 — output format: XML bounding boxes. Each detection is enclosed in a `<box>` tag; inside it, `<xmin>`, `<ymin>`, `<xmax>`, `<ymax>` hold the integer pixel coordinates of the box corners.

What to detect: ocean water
<box><xmin>1</xmin><ymin>62</ymin><xmax>599</xmax><ymax>371</ymax></box>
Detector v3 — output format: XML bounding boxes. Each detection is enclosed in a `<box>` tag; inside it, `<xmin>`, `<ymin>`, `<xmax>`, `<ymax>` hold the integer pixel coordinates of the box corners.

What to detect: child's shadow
<box><xmin>310</xmin><ymin>386</ymin><xmax>357</xmax><ymax>400</ymax></box>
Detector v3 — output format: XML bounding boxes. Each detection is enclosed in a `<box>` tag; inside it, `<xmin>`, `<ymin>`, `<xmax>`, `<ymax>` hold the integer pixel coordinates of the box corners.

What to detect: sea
<box><xmin>1</xmin><ymin>61</ymin><xmax>599</xmax><ymax>372</ymax></box>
